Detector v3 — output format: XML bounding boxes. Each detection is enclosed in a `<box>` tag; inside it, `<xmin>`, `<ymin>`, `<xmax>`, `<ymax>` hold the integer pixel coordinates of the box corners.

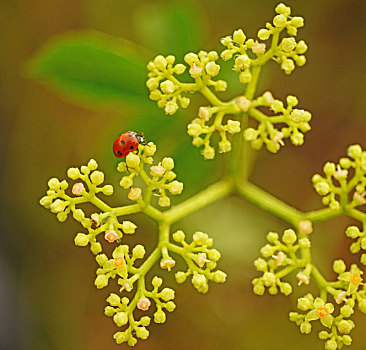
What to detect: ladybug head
<box><xmin>135</xmin><ymin>132</ymin><xmax>145</xmax><ymax>144</ymax></box>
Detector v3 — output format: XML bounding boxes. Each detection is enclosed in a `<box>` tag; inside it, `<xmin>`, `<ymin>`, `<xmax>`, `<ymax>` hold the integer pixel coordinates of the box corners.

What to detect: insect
<box><xmin>113</xmin><ymin>131</ymin><xmax>145</xmax><ymax>158</ymax></box>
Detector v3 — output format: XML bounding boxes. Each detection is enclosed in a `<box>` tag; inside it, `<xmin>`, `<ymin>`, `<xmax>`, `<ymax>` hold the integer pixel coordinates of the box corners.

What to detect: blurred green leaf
<box><xmin>133</xmin><ymin>0</ymin><xmax>207</xmax><ymax>59</ymax></box>
<box><xmin>27</xmin><ymin>30</ymin><xmax>152</xmax><ymax>108</ymax></box>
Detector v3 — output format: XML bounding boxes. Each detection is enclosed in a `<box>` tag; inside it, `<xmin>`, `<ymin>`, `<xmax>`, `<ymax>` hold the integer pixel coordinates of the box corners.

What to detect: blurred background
<box><xmin>1</xmin><ymin>0</ymin><xmax>366</xmax><ymax>349</ymax></box>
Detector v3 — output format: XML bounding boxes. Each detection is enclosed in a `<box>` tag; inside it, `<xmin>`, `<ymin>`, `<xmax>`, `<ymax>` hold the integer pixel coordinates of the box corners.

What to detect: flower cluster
<box><xmin>244</xmin><ymin>92</ymin><xmax>311</xmax><ymax>153</ymax></box>
<box><xmin>104</xmin><ymin>275</ymin><xmax>176</xmax><ymax>346</ymax></box>
<box><xmin>118</xmin><ymin>142</ymin><xmax>183</xmax><ymax>207</ymax></box>
<box><xmin>312</xmin><ymin>144</ymin><xmax>366</xmax><ymax>211</ymax></box>
<box><xmin>289</xmin><ymin>262</ymin><xmax>366</xmax><ymax>350</ymax></box>
<box><xmin>169</xmin><ymin>230</ymin><xmax>227</xmax><ymax>293</ymax></box>
<box><xmin>252</xmin><ymin>228</ymin><xmax>312</xmax><ymax>296</ymax></box>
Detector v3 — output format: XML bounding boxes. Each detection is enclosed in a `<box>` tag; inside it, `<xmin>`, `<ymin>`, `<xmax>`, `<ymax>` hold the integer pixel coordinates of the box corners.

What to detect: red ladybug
<box><xmin>113</xmin><ymin>131</ymin><xmax>145</xmax><ymax>158</ymax></box>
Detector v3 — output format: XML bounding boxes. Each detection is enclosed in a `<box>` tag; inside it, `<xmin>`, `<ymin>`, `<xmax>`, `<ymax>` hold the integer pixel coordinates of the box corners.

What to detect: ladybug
<box><xmin>113</xmin><ymin>131</ymin><xmax>145</xmax><ymax>158</ymax></box>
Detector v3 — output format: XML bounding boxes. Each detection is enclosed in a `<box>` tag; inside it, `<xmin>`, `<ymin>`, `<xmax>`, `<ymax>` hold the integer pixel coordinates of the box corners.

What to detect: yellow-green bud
<box><xmin>207</xmin><ymin>249</ymin><xmax>221</xmax><ymax>261</ymax></box>
<box><xmin>174</xmin><ymin>63</ymin><xmax>186</xmax><ymax>75</ymax></box>
<box><xmin>325</xmin><ymin>340</ymin><xmax>337</xmax><ymax>350</ymax></box>
<box><xmin>166</xmin><ymin>55</ymin><xmax>175</xmax><ymax>65</ymax></box>
<box><xmin>113</xmin><ymin>312</ymin><xmax>128</xmax><ymax>327</ymax></box>
<box><xmin>254</xmin><ymin>258</ymin><xmax>267</xmax><ymax>272</ymax></box>
<box><xmin>267</xmin><ymin>232</ymin><xmax>279</xmax><ymax>243</ymax></box>
<box><xmin>244</xmin><ymin>127</ymin><xmax>258</xmax><ymax>141</ymax></box>
<box><xmin>187</xmin><ymin>123</ymin><xmax>202</xmax><ymax>137</ymax></box>
<box><xmin>226</xmin><ymin>120</ymin><xmax>241</xmax><ymax>134</ymax></box>
<box><xmin>291</xmin><ymin>16</ymin><xmax>304</xmax><ymax>28</ymax></box>
<box><xmin>233</xmin><ymin>29</ymin><xmax>246</xmax><ymax>44</ymax></box>
<box><xmin>162</xmin><ymin>157</ymin><xmax>174</xmax><ymax>170</ymax></box>
<box><xmin>221</xmin><ymin>50</ymin><xmax>233</xmax><ymax>61</ymax></box>
<box><xmin>239</xmin><ymin>70</ymin><xmax>252</xmax><ymax>84</ymax></box>
<box><xmin>165</xmin><ymin>101</ymin><xmax>178</xmax><ymax>115</ymax></box>
<box><xmin>333</xmin><ymin>259</ymin><xmax>346</xmax><ymax>274</ymax></box>
<box><xmin>95</xmin><ymin>275</ymin><xmax>109</xmax><ymax>289</ymax></box>
<box><xmin>154</xmin><ymin>310</ymin><xmax>166</xmax><ymax>323</ymax></box>
<box><xmin>262</xmin><ymin>272</ymin><xmax>276</xmax><ymax>287</ymax></box>
<box><xmin>219</xmin><ymin>140</ymin><xmax>231</xmax><ymax>153</ymax></box>
<box><xmin>203</xmin><ymin>147</ymin><xmax>215</xmax><ymax>160</ymax></box>
<box><xmin>299</xmin><ymin>238</ymin><xmax>311</xmax><ymax>249</ymax></box>
<box><xmin>295</xmin><ymin>55</ymin><xmax>306</xmax><ymax>66</ymax></box>
<box><xmin>296</xmin><ymin>40</ymin><xmax>308</xmax><ymax>54</ymax></box>
<box><xmin>215</xmin><ymin>80</ymin><xmax>227</xmax><ymax>91</ymax></box>
<box><xmin>90</xmin><ymin>242</ymin><xmax>102</xmax><ymax>255</ymax></box>
<box><xmin>184</xmin><ymin>52</ymin><xmax>199</xmax><ymax>65</ymax></box>
<box><xmin>275</xmin><ymin>3</ymin><xmax>291</xmax><ymax>15</ymax></box>
<box><xmin>152</xmin><ymin>276</ymin><xmax>163</xmax><ymax>288</ymax></box>
<box><xmin>193</xmin><ymin>232</ymin><xmax>209</xmax><ymax>245</ymax></box>
<box><xmin>315</xmin><ymin>182</ymin><xmax>330</xmax><ymax>195</ymax></box>
<box><xmin>340</xmin><ymin>305</ymin><xmax>354</xmax><ymax>318</ymax></box>
<box><xmin>114</xmin><ymin>332</ymin><xmax>127</xmax><ymax>344</ymax></box>
<box><xmin>120</xmin><ymin>176</ymin><xmax>133</xmax><ymax>189</ymax></box>
<box><xmin>104</xmin><ymin>306</ymin><xmax>115</xmax><ymax>317</ymax></box>
<box><xmin>135</xmin><ymin>326</ymin><xmax>149</xmax><ymax>340</ymax></box>
<box><xmin>280</xmin><ymin>283</ymin><xmax>292</xmax><ymax>296</ymax></box>
<box><xmin>107</xmin><ymin>293</ymin><xmax>121</xmax><ymax>306</ymax></box>
<box><xmin>132</xmin><ymin>244</ymin><xmax>145</xmax><ymax>259</ymax></box>
<box><xmin>205</xmin><ymin>61</ymin><xmax>220</xmax><ymax>76</ymax></box>
<box><xmin>126</xmin><ymin>153</ymin><xmax>140</xmax><ymax>168</ymax></box>
<box><xmin>173</xmin><ymin>230</ymin><xmax>185</xmax><ymax>242</ymax></box>
<box><xmin>158</xmin><ymin>196</ymin><xmax>170</xmax><ymax>207</ymax></box>
<box><xmin>154</xmin><ymin>55</ymin><xmax>167</xmax><ymax>70</ymax></box>
<box><xmin>235</xmin><ymin>54</ymin><xmax>250</xmax><ymax>70</ymax></box>
<box><xmin>175</xmin><ymin>271</ymin><xmax>187</xmax><ymax>283</ymax></box>
<box><xmin>56</xmin><ymin>212</ymin><xmax>67</xmax><ymax>222</ymax></box>
<box><xmin>253</xmin><ymin>283</ymin><xmax>265</xmax><ymax>295</ymax></box>
<box><xmin>290</xmin><ymin>132</ymin><xmax>304</xmax><ymax>146</ymax></box>
<box><xmin>150</xmin><ymin>89</ymin><xmax>162</xmax><ymax>101</ymax></box>
<box><xmin>39</xmin><ymin>196</ymin><xmax>52</xmax><ymax>207</ymax></box>
<box><xmin>271</xmin><ymin>100</ymin><xmax>284</xmax><ymax>113</ymax></box>
<box><xmin>160</xmin><ymin>288</ymin><xmax>175</xmax><ymax>301</ymax></box>
<box><xmin>273</xmin><ymin>14</ymin><xmax>287</xmax><ymax>28</ymax></box>
<box><xmin>300</xmin><ymin>322</ymin><xmax>312</xmax><ymax>334</ymax></box>
<box><xmin>87</xmin><ymin>159</ymin><xmax>97</xmax><ymax>171</ymax></box>
<box><xmin>297</xmin><ymin>297</ymin><xmax>313</xmax><ymax>311</ymax></box>
<box><xmin>180</xmin><ymin>97</ymin><xmax>190</xmax><ymax>108</ymax></box>
<box><xmin>67</xmin><ymin>167</ymin><xmax>80</xmax><ymax>180</ymax></box>
<box><xmin>121</xmin><ymin>221</ymin><xmax>137</xmax><ymax>234</ymax></box>
<box><xmin>102</xmin><ymin>185</ymin><xmax>113</xmax><ymax>195</ymax></box>
<box><xmin>146</xmin><ymin>77</ymin><xmax>159</xmax><ymax>90</ymax></box>
<box><xmin>50</xmin><ymin>199</ymin><xmax>66</xmax><ymax>213</ymax></box>
<box><xmin>347</xmin><ymin>144</ymin><xmax>362</xmax><ymax>159</ymax></box>
<box><xmin>96</xmin><ymin>253</ymin><xmax>108</xmax><ymax>266</ymax></box>
<box><xmin>167</xmin><ymin>180</ymin><xmax>183</xmax><ymax>195</ymax></box>
<box><xmin>338</xmin><ymin>320</ymin><xmax>353</xmax><ymax>334</ymax></box>
<box><xmin>160</xmin><ymin>80</ymin><xmax>175</xmax><ymax>94</ymax></box>
<box><xmin>282</xmin><ymin>229</ymin><xmax>297</xmax><ymax>246</ymax></box>
<box><xmin>213</xmin><ymin>270</ymin><xmax>227</xmax><ymax>283</ymax></box>
<box><xmin>90</xmin><ymin>171</ymin><xmax>104</xmax><ymax>185</ymax></box>
<box><xmin>258</xmin><ymin>29</ymin><xmax>270</xmax><ymax>40</ymax></box>
<box><xmin>281</xmin><ymin>59</ymin><xmax>295</xmax><ymax>74</ymax></box>
<box><xmin>260</xmin><ymin>244</ymin><xmax>276</xmax><ymax>257</ymax></box>
<box><xmin>140</xmin><ymin>316</ymin><xmax>151</xmax><ymax>327</ymax></box>
<box><xmin>74</xmin><ymin>233</ymin><xmax>89</xmax><ymax>246</ymax></box>
<box><xmin>48</xmin><ymin>178</ymin><xmax>60</xmax><ymax>190</ymax></box>
<box><xmin>281</xmin><ymin>38</ymin><xmax>296</xmax><ymax>53</ymax></box>
<box><xmin>192</xmin><ymin>273</ymin><xmax>207</xmax><ymax>287</ymax></box>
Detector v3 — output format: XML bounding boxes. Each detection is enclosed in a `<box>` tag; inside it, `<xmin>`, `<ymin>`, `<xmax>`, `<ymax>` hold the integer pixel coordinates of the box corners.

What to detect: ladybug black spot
<box><xmin>121</xmin><ymin>140</ymin><xmax>126</xmax><ymax>145</ymax></box>
<box><xmin>117</xmin><ymin>151</ymin><xmax>122</xmax><ymax>156</ymax></box>
<box><xmin>130</xmin><ymin>146</ymin><xmax>134</xmax><ymax>150</ymax></box>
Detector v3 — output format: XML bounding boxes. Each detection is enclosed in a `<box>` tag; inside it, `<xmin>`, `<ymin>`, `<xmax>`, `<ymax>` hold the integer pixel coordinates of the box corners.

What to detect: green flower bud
<box><xmin>95</xmin><ymin>275</ymin><xmax>109</xmax><ymax>289</ymax></box>
<box><xmin>260</xmin><ymin>244</ymin><xmax>276</xmax><ymax>258</ymax></box>
<box><xmin>273</xmin><ymin>14</ymin><xmax>287</xmax><ymax>28</ymax></box>
<box><xmin>271</xmin><ymin>100</ymin><xmax>284</xmax><ymax>113</ymax></box>
<box><xmin>39</xmin><ymin>196</ymin><xmax>52</xmax><ymax>208</ymax></box>
<box><xmin>262</xmin><ymin>272</ymin><xmax>276</xmax><ymax>287</ymax></box>
<box><xmin>233</xmin><ymin>29</ymin><xmax>246</xmax><ymax>44</ymax></box>
<box><xmin>67</xmin><ymin>168</ymin><xmax>80</xmax><ymax>180</ymax></box>
<box><xmin>268</xmin><ymin>286</ymin><xmax>278</xmax><ymax>295</ymax></box>
<box><xmin>173</xmin><ymin>230</ymin><xmax>185</xmax><ymax>242</ymax></box>
<box><xmin>289</xmin><ymin>312</ymin><xmax>299</xmax><ymax>322</ymax></box>
<box><xmin>203</xmin><ymin>147</ymin><xmax>215</xmax><ymax>160</ymax></box>
<box><xmin>280</xmin><ymin>282</ymin><xmax>292</xmax><ymax>296</ymax></box>
<box><xmin>258</xmin><ymin>29</ymin><xmax>270</xmax><ymax>40</ymax></box>
<box><xmin>184</xmin><ymin>52</ymin><xmax>199</xmax><ymax>65</ymax></box>
<box><xmin>127</xmin><ymin>337</ymin><xmax>137</xmax><ymax>347</ymax></box>
<box><xmin>90</xmin><ymin>242</ymin><xmax>102</xmax><ymax>255</ymax></box>
<box><xmin>342</xmin><ymin>335</ymin><xmax>352</xmax><ymax>346</ymax></box>
<box><xmin>221</xmin><ymin>50</ymin><xmax>233</xmax><ymax>61</ymax></box>
<box><xmin>146</xmin><ymin>77</ymin><xmax>159</xmax><ymax>91</ymax></box>
<box><xmin>361</xmin><ymin>253</ymin><xmax>366</xmax><ymax>265</ymax></box>
<box><xmin>50</xmin><ymin>199</ymin><xmax>66</xmax><ymax>213</ymax></box>
<box><xmin>287</xmin><ymin>26</ymin><xmax>297</xmax><ymax>36</ymax></box>
<box><xmin>275</xmin><ymin>3</ymin><xmax>291</xmax><ymax>15</ymax></box>
<box><xmin>121</xmin><ymin>221</ymin><xmax>137</xmax><ymax>234</ymax></box>
<box><xmin>96</xmin><ymin>253</ymin><xmax>108</xmax><ymax>266</ymax></box>
<box><xmin>104</xmin><ymin>306</ymin><xmax>115</xmax><ymax>317</ymax></box>
<box><xmin>126</xmin><ymin>153</ymin><xmax>140</xmax><ymax>169</ymax></box>
<box><xmin>205</xmin><ymin>61</ymin><xmax>220</xmax><ymax>76</ymax></box>
<box><xmin>318</xmin><ymin>331</ymin><xmax>329</xmax><ymax>340</ymax></box>
<box><xmin>154</xmin><ymin>310</ymin><xmax>166</xmax><ymax>323</ymax></box>
<box><xmin>56</xmin><ymin>212</ymin><xmax>68</xmax><ymax>222</ymax></box>
<box><xmin>117</xmin><ymin>162</ymin><xmax>127</xmax><ymax>172</ymax></box>
<box><xmin>167</xmin><ymin>180</ymin><xmax>183</xmax><ymax>195</ymax></box>
<box><xmin>281</xmin><ymin>38</ymin><xmax>296</xmax><ymax>53</ymax></box>
<box><xmin>107</xmin><ymin>293</ymin><xmax>121</xmax><ymax>306</ymax></box>
<box><xmin>295</xmin><ymin>55</ymin><xmax>306</xmax><ymax>66</ymax></box>
<box><xmin>215</xmin><ymin>80</ymin><xmax>227</xmax><ymax>91</ymax></box>
<box><xmin>192</xmin><ymin>273</ymin><xmax>207</xmax><ymax>288</ymax></box>
<box><xmin>144</xmin><ymin>142</ymin><xmax>157</xmax><ymax>156</ymax></box>
<box><xmin>266</xmin><ymin>141</ymin><xmax>280</xmax><ymax>153</ymax></box>
<box><xmin>158</xmin><ymin>196</ymin><xmax>171</xmax><ymax>207</ymax></box>
<box><xmin>325</xmin><ymin>339</ymin><xmax>337</xmax><ymax>350</ymax></box>
<box><xmin>73</xmin><ymin>208</ymin><xmax>85</xmax><ymax>221</ymax></box>
<box><xmin>113</xmin><ymin>312</ymin><xmax>128</xmax><ymax>327</ymax></box>
<box><xmin>179</xmin><ymin>97</ymin><xmax>190</xmax><ymax>108</ymax></box>
<box><xmin>299</xmin><ymin>238</ymin><xmax>311</xmax><ymax>249</ymax></box>
<box><xmin>150</xmin><ymin>89</ymin><xmax>162</xmax><ymax>101</ymax></box>
<box><xmin>350</xmin><ymin>241</ymin><xmax>360</xmax><ymax>254</ymax></box>
<box><xmin>227</xmin><ymin>120</ymin><xmax>241</xmax><ymax>134</ymax></box>
<box><xmin>166</xmin><ymin>55</ymin><xmax>175</xmax><ymax>65</ymax></box>
<box><xmin>281</xmin><ymin>59</ymin><xmax>295</xmax><ymax>74</ymax></box>
<box><xmin>135</xmin><ymin>326</ymin><xmax>149</xmax><ymax>340</ymax></box>
<box><xmin>296</xmin><ymin>40</ymin><xmax>308</xmax><ymax>54</ymax></box>
<box><xmin>207</xmin><ymin>249</ymin><xmax>221</xmax><ymax>262</ymax></box>
<box><xmin>340</xmin><ymin>305</ymin><xmax>354</xmax><ymax>318</ymax></box>
<box><xmin>175</xmin><ymin>271</ymin><xmax>187</xmax><ymax>283</ymax></box>
<box><xmin>282</xmin><ymin>229</ymin><xmax>297</xmax><ymax>246</ymax></box>
<box><xmin>243</xmin><ymin>128</ymin><xmax>258</xmax><ymax>141</ymax></box>
<box><xmin>174</xmin><ymin>63</ymin><xmax>186</xmax><ymax>74</ymax></box>
<box><xmin>213</xmin><ymin>270</ymin><xmax>227</xmax><ymax>283</ymax></box>
<box><xmin>323</xmin><ymin>162</ymin><xmax>336</xmax><ymax>175</ymax></box>
<box><xmin>267</xmin><ymin>231</ymin><xmax>279</xmax><ymax>243</ymax></box>
<box><xmin>152</xmin><ymin>276</ymin><xmax>163</xmax><ymax>288</ymax></box>
<box><xmin>160</xmin><ymin>288</ymin><xmax>175</xmax><ymax>301</ymax></box>
<box><xmin>101</xmin><ymin>185</ymin><xmax>113</xmax><ymax>195</ymax></box>
<box><xmin>347</xmin><ymin>144</ymin><xmax>362</xmax><ymax>159</ymax></box>
<box><xmin>48</xmin><ymin>178</ymin><xmax>60</xmax><ymax>190</ymax></box>
<box><xmin>113</xmin><ymin>332</ymin><xmax>127</xmax><ymax>344</ymax></box>
<box><xmin>218</xmin><ymin>140</ymin><xmax>231</xmax><ymax>153</ymax></box>
<box><xmin>235</xmin><ymin>54</ymin><xmax>250</xmax><ymax>70</ymax></box>
<box><xmin>140</xmin><ymin>316</ymin><xmax>151</xmax><ymax>327</ymax></box>
<box><xmin>160</xmin><ymin>80</ymin><xmax>175</xmax><ymax>95</ymax></box>
<box><xmin>337</xmin><ymin>320</ymin><xmax>353</xmax><ymax>334</ymax></box>
<box><xmin>154</xmin><ymin>55</ymin><xmax>167</xmax><ymax>70</ymax></box>
<box><xmin>345</xmin><ymin>226</ymin><xmax>360</xmax><ymax>239</ymax></box>
<box><xmin>333</xmin><ymin>259</ymin><xmax>346</xmax><ymax>274</ymax></box>
<box><xmin>315</xmin><ymin>182</ymin><xmax>330</xmax><ymax>195</ymax></box>
<box><xmin>165</xmin><ymin>301</ymin><xmax>176</xmax><ymax>312</ymax></box>
<box><xmin>187</xmin><ymin>123</ymin><xmax>202</xmax><ymax>137</ymax></box>
<box><xmin>239</xmin><ymin>70</ymin><xmax>252</xmax><ymax>84</ymax></box>
<box><xmin>132</xmin><ymin>244</ymin><xmax>145</xmax><ymax>259</ymax></box>
<box><xmin>297</xmin><ymin>297</ymin><xmax>313</xmax><ymax>311</ymax></box>
<box><xmin>90</xmin><ymin>171</ymin><xmax>104</xmax><ymax>185</ymax></box>
<box><xmin>254</xmin><ymin>258</ymin><xmax>267</xmax><ymax>272</ymax></box>
<box><xmin>253</xmin><ymin>283</ymin><xmax>265</xmax><ymax>295</ymax></box>
<box><xmin>74</xmin><ymin>233</ymin><xmax>89</xmax><ymax>246</ymax></box>
<box><xmin>329</xmin><ymin>200</ymin><xmax>340</xmax><ymax>211</ymax></box>
<box><xmin>291</xmin><ymin>16</ymin><xmax>304</xmax><ymax>28</ymax></box>
<box><xmin>300</xmin><ymin>322</ymin><xmax>312</xmax><ymax>334</ymax></box>
<box><xmin>193</xmin><ymin>232</ymin><xmax>209</xmax><ymax>245</ymax></box>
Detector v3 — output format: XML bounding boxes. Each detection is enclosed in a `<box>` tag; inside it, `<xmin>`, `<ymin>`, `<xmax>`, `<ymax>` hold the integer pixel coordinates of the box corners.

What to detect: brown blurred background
<box><xmin>1</xmin><ymin>0</ymin><xmax>366</xmax><ymax>349</ymax></box>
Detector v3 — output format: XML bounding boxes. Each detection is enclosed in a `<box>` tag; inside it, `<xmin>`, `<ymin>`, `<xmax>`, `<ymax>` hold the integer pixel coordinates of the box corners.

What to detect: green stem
<box><xmin>163</xmin><ymin>179</ymin><xmax>234</xmax><ymax>224</ymax></box>
<box><xmin>301</xmin><ymin>207</ymin><xmax>344</xmax><ymax>223</ymax></box>
<box><xmin>114</xmin><ymin>204</ymin><xmax>141</xmax><ymax>216</ymax></box>
<box><xmin>236</xmin><ymin>182</ymin><xmax>302</xmax><ymax>225</ymax></box>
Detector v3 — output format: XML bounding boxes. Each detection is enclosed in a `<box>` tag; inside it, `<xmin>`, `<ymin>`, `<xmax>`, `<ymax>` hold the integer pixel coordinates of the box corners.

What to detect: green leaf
<box><xmin>27</xmin><ymin>30</ymin><xmax>151</xmax><ymax>108</ymax></box>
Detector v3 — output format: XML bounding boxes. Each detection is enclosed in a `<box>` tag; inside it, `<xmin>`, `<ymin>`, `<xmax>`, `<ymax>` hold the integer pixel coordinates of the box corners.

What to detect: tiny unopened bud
<box><xmin>128</xmin><ymin>187</ymin><xmax>142</xmax><ymax>201</ymax></box>
<box><xmin>189</xmin><ymin>64</ymin><xmax>203</xmax><ymax>77</ymax></box>
<box><xmin>298</xmin><ymin>220</ymin><xmax>313</xmax><ymax>234</ymax></box>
